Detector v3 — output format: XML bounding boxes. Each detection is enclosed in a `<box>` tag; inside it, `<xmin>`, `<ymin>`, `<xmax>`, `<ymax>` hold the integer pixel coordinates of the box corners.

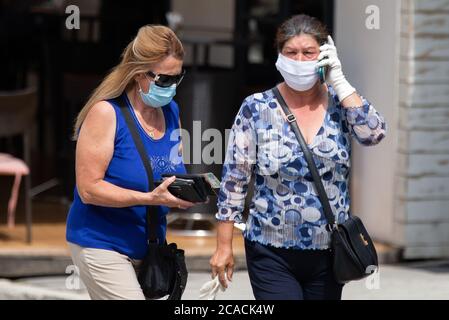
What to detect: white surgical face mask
<box><xmin>275</xmin><ymin>53</ymin><xmax>319</xmax><ymax>91</ymax></box>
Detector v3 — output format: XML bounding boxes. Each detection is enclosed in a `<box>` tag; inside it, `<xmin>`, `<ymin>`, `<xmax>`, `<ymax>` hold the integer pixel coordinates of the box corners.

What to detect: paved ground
<box><xmin>2</xmin><ymin>260</ymin><xmax>449</xmax><ymax>300</ymax></box>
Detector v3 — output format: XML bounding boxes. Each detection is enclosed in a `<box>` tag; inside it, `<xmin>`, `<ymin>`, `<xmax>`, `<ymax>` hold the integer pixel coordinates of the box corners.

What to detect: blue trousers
<box><xmin>245</xmin><ymin>238</ymin><xmax>344</xmax><ymax>300</ymax></box>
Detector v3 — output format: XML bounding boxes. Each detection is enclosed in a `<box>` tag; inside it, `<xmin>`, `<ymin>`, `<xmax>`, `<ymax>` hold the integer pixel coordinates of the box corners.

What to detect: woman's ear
<box><xmin>134</xmin><ymin>73</ymin><xmax>145</xmax><ymax>91</ymax></box>
<box><xmin>134</xmin><ymin>73</ymin><xmax>146</xmax><ymax>87</ymax></box>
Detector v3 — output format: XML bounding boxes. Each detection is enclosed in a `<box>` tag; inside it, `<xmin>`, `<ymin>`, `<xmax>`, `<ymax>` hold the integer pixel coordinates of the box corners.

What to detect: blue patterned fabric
<box><xmin>216</xmin><ymin>85</ymin><xmax>386</xmax><ymax>250</ymax></box>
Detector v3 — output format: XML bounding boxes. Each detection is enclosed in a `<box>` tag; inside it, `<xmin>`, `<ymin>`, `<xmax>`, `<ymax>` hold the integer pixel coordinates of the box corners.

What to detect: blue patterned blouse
<box><xmin>216</xmin><ymin>85</ymin><xmax>386</xmax><ymax>250</ymax></box>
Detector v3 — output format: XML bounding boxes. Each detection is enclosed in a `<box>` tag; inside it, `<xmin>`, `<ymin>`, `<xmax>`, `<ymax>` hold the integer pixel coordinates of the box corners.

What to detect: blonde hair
<box><xmin>72</xmin><ymin>25</ymin><xmax>184</xmax><ymax>140</ymax></box>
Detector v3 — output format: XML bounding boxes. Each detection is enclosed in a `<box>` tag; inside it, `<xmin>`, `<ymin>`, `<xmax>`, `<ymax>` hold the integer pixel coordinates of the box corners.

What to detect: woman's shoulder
<box><xmin>77</xmin><ymin>100</ymin><xmax>117</xmax><ymax>144</ymax></box>
<box><xmin>243</xmin><ymin>88</ymin><xmax>276</xmax><ymax>105</ymax></box>
<box><xmin>240</xmin><ymin>88</ymin><xmax>277</xmax><ymax>114</ymax></box>
<box><xmin>85</xmin><ymin>100</ymin><xmax>117</xmax><ymax>124</ymax></box>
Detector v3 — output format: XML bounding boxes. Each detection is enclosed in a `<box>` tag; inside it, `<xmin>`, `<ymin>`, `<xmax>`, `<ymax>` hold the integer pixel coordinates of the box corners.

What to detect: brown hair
<box><xmin>72</xmin><ymin>25</ymin><xmax>184</xmax><ymax>140</ymax></box>
<box><xmin>275</xmin><ymin>14</ymin><xmax>328</xmax><ymax>52</ymax></box>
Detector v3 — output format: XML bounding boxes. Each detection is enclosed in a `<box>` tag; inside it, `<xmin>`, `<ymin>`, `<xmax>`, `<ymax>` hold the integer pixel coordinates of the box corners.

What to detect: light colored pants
<box><xmin>68</xmin><ymin>242</ymin><xmax>145</xmax><ymax>300</ymax></box>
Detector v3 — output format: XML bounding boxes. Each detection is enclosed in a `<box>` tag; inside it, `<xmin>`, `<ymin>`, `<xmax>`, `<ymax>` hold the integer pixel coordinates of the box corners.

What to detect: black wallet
<box><xmin>155</xmin><ymin>173</ymin><xmax>216</xmax><ymax>203</ymax></box>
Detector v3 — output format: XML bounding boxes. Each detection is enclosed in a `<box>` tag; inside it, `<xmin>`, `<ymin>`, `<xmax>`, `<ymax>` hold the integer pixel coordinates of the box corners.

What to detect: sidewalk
<box><xmin>2</xmin><ymin>260</ymin><xmax>449</xmax><ymax>299</ymax></box>
<box><xmin>186</xmin><ymin>261</ymin><xmax>449</xmax><ymax>300</ymax></box>
<box><xmin>1</xmin><ymin>220</ymin><xmax>412</xmax><ymax>300</ymax></box>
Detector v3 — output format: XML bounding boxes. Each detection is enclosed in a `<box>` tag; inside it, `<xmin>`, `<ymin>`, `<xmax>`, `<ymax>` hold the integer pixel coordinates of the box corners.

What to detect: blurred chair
<box><xmin>0</xmin><ymin>88</ymin><xmax>37</xmax><ymax>243</ymax></box>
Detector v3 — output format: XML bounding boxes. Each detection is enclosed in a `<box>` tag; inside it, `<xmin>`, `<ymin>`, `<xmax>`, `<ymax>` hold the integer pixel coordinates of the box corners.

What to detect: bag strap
<box><xmin>272</xmin><ymin>86</ymin><xmax>337</xmax><ymax>231</ymax></box>
<box><xmin>115</xmin><ymin>94</ymin><xmax>159</xmax><ymax>243</ymax></box>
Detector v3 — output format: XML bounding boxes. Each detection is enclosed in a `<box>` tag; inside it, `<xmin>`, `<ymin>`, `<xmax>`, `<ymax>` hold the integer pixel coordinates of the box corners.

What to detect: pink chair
<box><xmin>0</xmin><ymin>88</ymin><xmax>37</xmax><ymax>243</ymax></box>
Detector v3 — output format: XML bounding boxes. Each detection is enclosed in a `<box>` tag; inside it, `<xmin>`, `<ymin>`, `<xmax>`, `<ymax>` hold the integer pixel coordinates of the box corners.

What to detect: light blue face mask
<box><xmin>139</xmin><ymin>77</ymin><xmax>177</xmax><ymax>108</ymax></box>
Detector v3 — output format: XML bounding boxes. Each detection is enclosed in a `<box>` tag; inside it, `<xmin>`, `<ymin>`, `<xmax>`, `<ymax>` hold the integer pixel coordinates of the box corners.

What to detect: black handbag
<box><xmin>272</xmin><ymin>86</ymin><xmax>378</xmax><ymax>284</ymax></box>
<box><xmin>116</xmin><ymin>94</ymin><xmax>188</xmax><ymax>299</ymax></box>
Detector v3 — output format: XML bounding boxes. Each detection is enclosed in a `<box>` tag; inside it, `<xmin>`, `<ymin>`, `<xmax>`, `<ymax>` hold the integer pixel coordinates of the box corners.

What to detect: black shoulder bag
<box><xmin>116</xmin><ymin>95</ymin><xmax>188</xmax><ymax>299</ymax></box>
<box><xmin>272</xmin><ymin>86</ymin><xmax>378</xmax><ymax>284</ymax></box>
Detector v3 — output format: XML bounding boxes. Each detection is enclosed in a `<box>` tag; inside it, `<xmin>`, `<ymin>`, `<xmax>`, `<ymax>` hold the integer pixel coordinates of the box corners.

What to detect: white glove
<box><xmin>317</xmin><ymin>35</ymin><xmax>356</xmax><ymax>101</ymax></box>
<box><xmin>199</xmin><ymin>275</ymin><xmax>226</xmax><ymax>300</ymax></box>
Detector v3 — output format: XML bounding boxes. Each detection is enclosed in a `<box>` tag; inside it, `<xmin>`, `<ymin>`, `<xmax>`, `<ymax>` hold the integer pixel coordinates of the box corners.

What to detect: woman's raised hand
<box><xmin>317</xmin><ymin>35</ymin><xmax>356</xmax><ymax>101</ymax></box>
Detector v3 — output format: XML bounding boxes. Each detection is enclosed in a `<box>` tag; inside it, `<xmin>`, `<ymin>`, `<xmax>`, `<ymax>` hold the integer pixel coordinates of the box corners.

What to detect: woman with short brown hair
<box><xmin>210</xmin><ymin>14</ymin><xmax>386</xmax><ymax>300</ymax></box>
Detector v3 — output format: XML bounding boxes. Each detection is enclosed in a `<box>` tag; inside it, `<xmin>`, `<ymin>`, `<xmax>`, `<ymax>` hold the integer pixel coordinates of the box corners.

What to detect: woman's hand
<box><xmin>210</xmin><ymin>220</ymin><xmax>236</xmax><ymax>288</ymax></box>
<box><xmin>317</xmin><ymin>35</ymin><xmax>356</xmax><ymax>101</ymax></box>
<box><xmin>210</xmin><ymin>246</ymin><xmax>234</xmax><ymax>288</ymax></box>
<box><xmin>147</xmin><ymin>176</ymin><xmax>195</xmax><ymax>209</ymax></box>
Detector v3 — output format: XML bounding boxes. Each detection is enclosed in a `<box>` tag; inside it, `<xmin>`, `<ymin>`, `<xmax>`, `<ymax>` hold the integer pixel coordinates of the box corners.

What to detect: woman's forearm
<box><xmin>340</xmin><ymin>92</ymin><xmax>363</xmax><ymax>107</ymax></box>
<box><xmin>340</xmin><ymin>92</ymin><xmax>387</xmax><ymax>146</ymax></box>
<box><xmin>216</xmin><ymin>221</ymin><xmax>235</xmax><ymax>250</ymax></box>
<box><xmin>78</xmin><ymin>179</ymin><xmax>151</xmax><ymax>208</ymax></box>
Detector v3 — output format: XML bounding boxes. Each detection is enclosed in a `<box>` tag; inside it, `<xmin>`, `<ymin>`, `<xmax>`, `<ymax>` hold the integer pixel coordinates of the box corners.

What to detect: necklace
<box><xmin>140</xmin><ymin>110</ymin><xmax>162</xmax><ymax>138</ymax></box>
<box><xmin>128</xmin><ymin>90</ymin><xmax>160</xmax><ymax>138</ymax></box>
<box><xmin>140</xmin><ymin>118</ymin><xmax>157</xmax><ymax>138</ymax></box>
<box><xmin>148</xmin><ymin>128</ymin><xmax>156</xmax><ymax>138</ymax></box>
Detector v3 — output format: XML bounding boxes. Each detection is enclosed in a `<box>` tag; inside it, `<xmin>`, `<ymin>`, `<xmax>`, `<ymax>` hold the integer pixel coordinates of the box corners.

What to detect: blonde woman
<box><xmin>66</xmin><ymin>25</ymin><xmax>196</xmax><ymax>300</ymax></box>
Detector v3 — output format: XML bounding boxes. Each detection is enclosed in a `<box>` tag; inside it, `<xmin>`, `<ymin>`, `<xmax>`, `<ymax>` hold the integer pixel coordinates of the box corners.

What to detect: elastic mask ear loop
<box><xmin>137</xmin><ymin>80</ymin><xmax>143</xmax><ymax>93</ymax></box>
<box><xmin>138</xmin><ymin>75</ymin><xmax>151</xmax><ymax>94</ymax></box>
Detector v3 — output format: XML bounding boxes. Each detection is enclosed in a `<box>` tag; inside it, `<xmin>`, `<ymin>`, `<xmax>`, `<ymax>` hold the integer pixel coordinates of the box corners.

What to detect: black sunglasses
<box><xmin>147</xmin><ymin>69</ymin><xmax>186</xmax><ymax>88</ymax></box>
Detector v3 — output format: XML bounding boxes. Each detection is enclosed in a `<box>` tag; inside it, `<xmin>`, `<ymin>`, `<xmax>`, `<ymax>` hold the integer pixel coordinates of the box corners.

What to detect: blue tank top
<box><xmin>66</xmin><ymin>93</ymin><xmax>186</xmax><ymax>259</ymax></box>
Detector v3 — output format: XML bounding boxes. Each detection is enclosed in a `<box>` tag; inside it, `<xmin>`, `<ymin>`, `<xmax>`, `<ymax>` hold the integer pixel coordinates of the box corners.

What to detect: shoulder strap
<box><xmin>115</xmin><ymin>94</ymin><xmax>159</xmax><ymax>243</ymax></box>
<box><xmin>271</xmin><ymin>86</ymin><xmax>337</xmax><ymax>231</ymax></box>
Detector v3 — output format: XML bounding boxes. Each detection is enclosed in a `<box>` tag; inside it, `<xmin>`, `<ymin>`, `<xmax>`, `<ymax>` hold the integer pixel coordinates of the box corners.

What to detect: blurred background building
<box><xmin>336</xmin><ymin>0</ymin><xmax>449</xmax><ymax>260</ymax></box>
<box><xmin>0</xmin><ymin>0</ymin><xmax>448</xmax><ymax>266</ymax></box>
